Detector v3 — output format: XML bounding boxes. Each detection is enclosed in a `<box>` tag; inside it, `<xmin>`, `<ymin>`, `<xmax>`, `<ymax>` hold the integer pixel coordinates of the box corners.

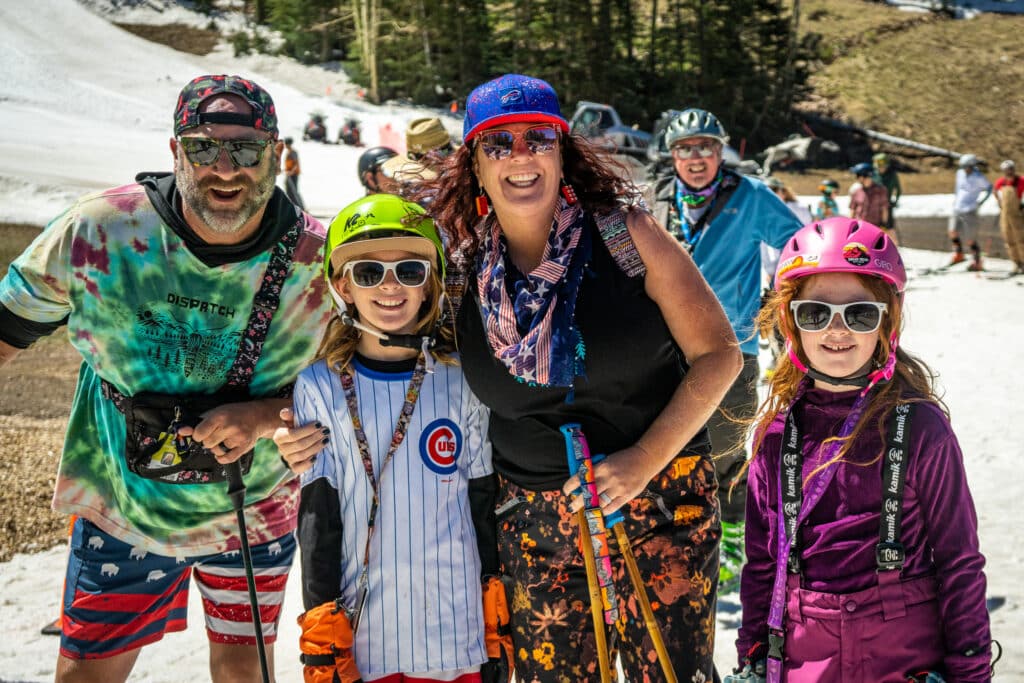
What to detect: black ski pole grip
<box><xmin>224</xmin><ymin>460</ymin><xmax>247</xmax><ymax>511</ymax></box>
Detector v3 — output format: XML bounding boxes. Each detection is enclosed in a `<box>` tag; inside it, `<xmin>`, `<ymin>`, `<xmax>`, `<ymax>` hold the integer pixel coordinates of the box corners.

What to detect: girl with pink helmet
<box><xmin>729</xmin><ymin>217</ymin><xmax>994</xmax><ymax>682</ymax></box>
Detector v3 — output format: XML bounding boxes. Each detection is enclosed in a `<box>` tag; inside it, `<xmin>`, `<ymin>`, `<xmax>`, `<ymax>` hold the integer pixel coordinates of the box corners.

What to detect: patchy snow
<box><xmin>0</xmin><ymin>1</ymin><xmax>1020</xmax><ymax>682</ymax></box>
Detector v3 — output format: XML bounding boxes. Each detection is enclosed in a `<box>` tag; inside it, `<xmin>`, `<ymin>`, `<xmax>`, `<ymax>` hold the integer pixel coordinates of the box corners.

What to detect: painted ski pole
<box><xmin>577</xmin><ymin>508</ymin><xmax>613</xmax><ymax>683</ymax></box>
<box><xmin>561</xmin><ymin>423</ymin><xmax>679</xmax><ymax>683</ymax></box>
<box><xmin>561</xmin><ymin>424</ymin><xmax>616</xmax><ymax>683</ymax></box>
<box><xmin>561</xmin><ymin>424</ymin><xmax>620</xmax><ymax>624</ymax></box>
<box><xmin>224</xmin><ymin>461</ymin><xmax>271</xmax><ymax>683</ymax></box>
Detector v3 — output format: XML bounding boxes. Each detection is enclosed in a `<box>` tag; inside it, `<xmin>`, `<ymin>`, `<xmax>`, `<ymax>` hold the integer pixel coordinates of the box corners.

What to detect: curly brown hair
<box><xmin>419</xmin><ymin>133</ymin><xmax>642</xmax><ymax>269</ymax></box>
<box><xmin>744</xmin><ymin>273</ymin><xmax>945</xmax><ymax>487</ymax></box>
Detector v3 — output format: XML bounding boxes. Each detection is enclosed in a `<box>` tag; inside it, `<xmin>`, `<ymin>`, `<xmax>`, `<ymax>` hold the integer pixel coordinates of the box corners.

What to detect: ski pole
<box><xmin>577</xmin><ymin>508</ymin><xmax>613</xmax><ymax>683</ymax></box>
<box><xmin>611</xmin><ymin>523</ymin><xmax>678</xmax><ymax>683</ymax></box>
<box><xmin>224</xmin><ymin>460</ymin><xmax>271</xmax><ymax>683</ymax></box>
<box><xmin>561</xmin><ymin>424</ymin><xmax>679</xmax><ymax>683</ymax></box>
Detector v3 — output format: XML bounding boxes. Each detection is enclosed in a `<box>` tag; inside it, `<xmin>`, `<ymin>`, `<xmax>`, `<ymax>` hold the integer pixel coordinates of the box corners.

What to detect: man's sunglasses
<box><xmin>178</xmin><ymin>137</ymin><xmax>272</xmax><ymax>168</ymax></box>
<box><xmin>342</xmin><ymin>259</ymin><xmax>431</xmax><ymax>288</ymax></box>
<box><xmin>477</xmin><ymin>125</ymin><xmax>559</xmax><ymax>161</ymax></box>
<box><xmin>790</xmin><ymin>300</ymin><xmax>888</xmax><ymax>334</ymax></box>
<box><xmin>670</xmin><ymin>143</ymin><xmax>719</xmax><ymax>160</ymax></box>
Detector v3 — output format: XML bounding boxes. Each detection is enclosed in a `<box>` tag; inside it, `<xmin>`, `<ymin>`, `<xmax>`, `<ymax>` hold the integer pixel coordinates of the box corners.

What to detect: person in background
<box><xmin>994</xmin><ymin>159</ymin><xmax>1024</xmax><ymax>276</ymax></box>
<box><xmin>765</xmin><ymin>176</ymin><xmax>812</xmax><ymax>224</ymax></box>
<box><xmin>815</xmin><ymin>178</ymin><xmax>840</xmax><ymax>220</ymax></box>
<box><xmin>873</xmin><ymin>152</ymin><xmax>901</xmax><ymax>234</ymax></box>
<box><xmin>848</xmin><ymin>162</ymin><xmax>891</xmax><ymax>239</ymax></box>
<box><xmin>0</xmin><ymin>74</ymin><xmax>332</xmax><ymax>683</ymax></box>
<box><xmin>949</xmin><ymin>154</ymin><xmax>993</xmax><ymax>271</ymax></box>
<box><xmin>358</xmin><ymin>145</ymin><xmax>401</xmax><ymax>195</ymax></box>
<box><xmin>380</xmin><ymin>116</ymin><xmax>455</xmax><ymax>186</ymax></box>
<box><xmin>648</xmin><ymin>108</ymin><xmax>802</xmax><ymax>590</ymax></box>
<box><xmin>733</xmin><ymin>217</ymin><xmax>992</xmax><ymax>682</ymax></box>
<box><xmin>282</xmin><ymin>136</ymin><xmax>306</xmax><ymax>210</ymax></box>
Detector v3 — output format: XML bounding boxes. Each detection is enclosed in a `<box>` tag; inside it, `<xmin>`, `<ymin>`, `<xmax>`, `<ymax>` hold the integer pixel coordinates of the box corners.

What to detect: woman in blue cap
<box><xmin>423</xmin><ymin>74</ymin><xmax>743</xmax><ymax>682</ymax></box>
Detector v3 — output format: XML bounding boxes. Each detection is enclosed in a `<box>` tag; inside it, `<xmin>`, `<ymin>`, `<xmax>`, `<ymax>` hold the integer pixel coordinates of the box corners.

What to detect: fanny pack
<box><xmin>102</xmin><ymin>217</ymin><xmax>303</xmax><ymax>485</ymax></box>
<box><xmin>111</xmin><ymin>387</ymin><xmax>253</xmax><ymax>484</ymax></box>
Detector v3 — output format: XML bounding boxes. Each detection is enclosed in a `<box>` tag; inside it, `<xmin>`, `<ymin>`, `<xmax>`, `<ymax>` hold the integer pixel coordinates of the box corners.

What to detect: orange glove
<box><xmin>481</xmin><ymin>576</ymin><xmax>514</xmax><ymax>683</ymax></box>
<box><xmin>297</xmin><ymin>599</ymin><xmax>362</xmax><ymax>683</ymax></box>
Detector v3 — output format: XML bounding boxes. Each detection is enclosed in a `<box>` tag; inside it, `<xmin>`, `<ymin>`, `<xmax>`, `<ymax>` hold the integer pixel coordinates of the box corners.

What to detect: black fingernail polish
<box><xmin>322</xmin><ymin>436</ymin><xmax>330</xmax><ymax>444</ymax></box>
<box><xmin>321</xmin><ymin>427</ymin><xmax>331</xmax><ymax>435</ymax></box>
<box><xmin>315</xmin><ymin>421</ymin><xmax>323</xmax><ymax>429</ymax></box>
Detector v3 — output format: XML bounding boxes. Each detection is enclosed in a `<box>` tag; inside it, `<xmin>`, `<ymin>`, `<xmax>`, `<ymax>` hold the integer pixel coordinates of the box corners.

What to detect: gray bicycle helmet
<box><xmin>664</xmin><ymin>108</ymin><xmax>729</xmax><ymax>147</ymax></box>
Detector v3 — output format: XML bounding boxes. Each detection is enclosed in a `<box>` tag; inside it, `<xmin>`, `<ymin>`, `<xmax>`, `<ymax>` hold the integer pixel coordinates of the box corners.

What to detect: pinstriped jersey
<box><xmin>295</xmin><ymin>356</ymin><xmax>491</xmax><ymax>676</ymax></box>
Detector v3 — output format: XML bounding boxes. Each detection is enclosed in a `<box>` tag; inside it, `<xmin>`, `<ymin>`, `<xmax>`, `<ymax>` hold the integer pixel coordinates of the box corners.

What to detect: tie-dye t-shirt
<box><xmin>0</xmin><ymin>183</ymin><xmax>333</xmax><ymax>555</ymax></box>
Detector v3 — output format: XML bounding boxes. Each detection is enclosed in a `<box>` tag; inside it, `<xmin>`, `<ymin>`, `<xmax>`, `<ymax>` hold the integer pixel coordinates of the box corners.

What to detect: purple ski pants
<box><xmin>782</xmin><ymin>572</ymin><xmax>944</xmax><ymax>682</ymax></box>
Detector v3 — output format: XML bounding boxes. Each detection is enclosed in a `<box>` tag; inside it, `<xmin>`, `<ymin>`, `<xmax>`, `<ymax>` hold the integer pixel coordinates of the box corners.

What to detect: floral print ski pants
<box><xmin>496</xmin><ymin>452</ymin><xmax>721</xmax><ymax>683</ymax></box>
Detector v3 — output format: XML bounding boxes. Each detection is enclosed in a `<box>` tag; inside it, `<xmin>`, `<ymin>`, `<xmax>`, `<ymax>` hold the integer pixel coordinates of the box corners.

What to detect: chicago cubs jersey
<box><xmin>294</xmin><ymin>356</ymin><xmax>491</xmax><ymax>676</ymax></box>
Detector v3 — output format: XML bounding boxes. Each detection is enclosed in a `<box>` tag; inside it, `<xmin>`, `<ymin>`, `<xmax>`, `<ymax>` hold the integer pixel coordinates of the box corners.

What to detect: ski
<box><xmin>984</xmin><ymin>271</ymin><xmax>1022</xmax><ymax>281</ymax></box>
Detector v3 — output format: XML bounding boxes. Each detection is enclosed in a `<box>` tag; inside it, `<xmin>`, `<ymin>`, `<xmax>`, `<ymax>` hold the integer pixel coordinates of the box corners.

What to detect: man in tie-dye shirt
<box><xmin>0</xmin><ymin>75</ymin><xmax>332</xmax><ymax>682</ymax></box>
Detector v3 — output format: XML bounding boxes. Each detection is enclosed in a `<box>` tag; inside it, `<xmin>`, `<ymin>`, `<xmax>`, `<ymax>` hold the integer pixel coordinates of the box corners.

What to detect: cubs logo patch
<box><xmin>842</xmin><ymin>242</ymin><xmax>870</xmax><ymax>266</ymax></box>
<box><xmin>499</xmin><ymin>88</ymin><xmax>523</xmax><ymax>108</ymax></box>
<box><xmin>419</xmin><ymin>418</ymin><xmax>462</xmax><ymax>475</ymax></box>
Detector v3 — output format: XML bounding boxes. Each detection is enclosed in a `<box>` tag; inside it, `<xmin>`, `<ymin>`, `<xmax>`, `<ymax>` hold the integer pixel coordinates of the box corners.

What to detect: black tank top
<box><xmin>456</xmin><ymin>216</ymin><xmax>711</xmax><ymax>490</ymax></box>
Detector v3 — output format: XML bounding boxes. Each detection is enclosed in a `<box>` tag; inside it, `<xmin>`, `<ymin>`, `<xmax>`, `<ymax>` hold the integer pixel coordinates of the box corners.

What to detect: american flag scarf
<box><xmin>477</xmin><ymin>199</ymin><xmax>589</xmax><ymax>388</ymax></box>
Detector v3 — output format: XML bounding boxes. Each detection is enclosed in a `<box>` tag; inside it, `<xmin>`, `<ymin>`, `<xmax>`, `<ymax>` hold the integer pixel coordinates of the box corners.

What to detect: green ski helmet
<box><xmin>324</xmin><ymin>194</ymin><xmax>446</xmax><ymax>289</ymax></box>
<box><xmin>664</xmin><ymin>108</ymin><xmax>729</xmax><ymax>148</ymax></box>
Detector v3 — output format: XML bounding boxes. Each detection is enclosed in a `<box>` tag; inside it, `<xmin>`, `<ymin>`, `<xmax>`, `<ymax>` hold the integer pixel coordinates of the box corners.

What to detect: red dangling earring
<box><xmin>475</xmin><ymin>191</ymin><xmax>490</xmax><ymax>217</ymax></box>
<box><xmin>560</xmin><ymin>179</ymin><xmax>578</xmax><ymax>205</ymax></box>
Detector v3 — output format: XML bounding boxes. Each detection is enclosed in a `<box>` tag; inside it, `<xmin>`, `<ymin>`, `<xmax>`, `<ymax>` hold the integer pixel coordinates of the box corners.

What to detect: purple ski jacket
<box><xmin>737</xmin><ymin>387</ymin><xmax>991</xmax><ymax>682</ymax></box>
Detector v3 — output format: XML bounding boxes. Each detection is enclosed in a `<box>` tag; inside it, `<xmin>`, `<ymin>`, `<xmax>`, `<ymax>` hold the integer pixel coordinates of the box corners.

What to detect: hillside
<box><xmin>799</xmin><ymin>0</ymin><xmax>1024</xmax><ymax>169</ymax></box>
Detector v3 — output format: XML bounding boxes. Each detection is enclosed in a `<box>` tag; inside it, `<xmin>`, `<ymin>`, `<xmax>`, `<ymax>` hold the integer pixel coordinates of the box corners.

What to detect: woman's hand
<box><xmin>272</xmin><ymin>407</ymin><xmax>330</xmax><ymax>474</ymax></box>
<box><xmin>560</xmin><ymin>444</ymin><xmax>663</xmax><ymax>517</ymax></box>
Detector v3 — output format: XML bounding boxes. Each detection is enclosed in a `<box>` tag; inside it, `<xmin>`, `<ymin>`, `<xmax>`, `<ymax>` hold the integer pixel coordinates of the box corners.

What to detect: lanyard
<box><xmin>338</xmin><ymin>354</ymin><xmax>427</xmax><ymax>632</ymax></box>
<box><xmin>766</xmin><ymin>392</ymin><xmax>915</xmax><ymax>683</ymax></box>
<box><xmin>766</xmin><ymin>385</ymin><xmax>872</xmax><ymax>683</ymax></box>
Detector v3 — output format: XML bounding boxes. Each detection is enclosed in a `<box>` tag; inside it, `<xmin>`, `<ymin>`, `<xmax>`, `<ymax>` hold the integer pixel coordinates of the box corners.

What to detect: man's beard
<box><xmin>177</xmin><ymin>156</ymin><xmax>278</xmax><ymax>235</ymax></box>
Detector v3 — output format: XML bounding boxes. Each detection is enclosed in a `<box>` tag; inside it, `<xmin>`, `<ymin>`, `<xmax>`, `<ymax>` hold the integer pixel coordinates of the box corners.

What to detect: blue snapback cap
<box><xmin>462</xmin><ymin>74</ymin><xmax>569</xmax><ymax>143</ymax></box>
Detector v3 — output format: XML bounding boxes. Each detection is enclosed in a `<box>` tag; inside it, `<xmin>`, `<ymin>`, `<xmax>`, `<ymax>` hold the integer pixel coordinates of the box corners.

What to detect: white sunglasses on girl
<box><xmin>342</xmin><ymin>259</ymin><xmax>431</xmax><ymax>288</ymax></box>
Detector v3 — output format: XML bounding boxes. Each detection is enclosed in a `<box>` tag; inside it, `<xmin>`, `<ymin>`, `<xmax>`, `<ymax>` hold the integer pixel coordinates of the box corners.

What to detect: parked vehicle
<box><xmin>569</xmin><ymin>101</ymin><xmax>651</xmax><ymax>161</ymax></box>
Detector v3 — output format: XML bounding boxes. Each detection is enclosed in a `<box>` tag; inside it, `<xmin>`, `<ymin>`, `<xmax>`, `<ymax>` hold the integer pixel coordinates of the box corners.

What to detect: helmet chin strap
<box><xmin>329</xmin><ymin>286</ymin><xmax>443</xmax><ymax>368</ymax></box>
<box><xmin>785</xmin><ymin>333</ymin><xmax>899</xmax><ymax>396</ymax></box>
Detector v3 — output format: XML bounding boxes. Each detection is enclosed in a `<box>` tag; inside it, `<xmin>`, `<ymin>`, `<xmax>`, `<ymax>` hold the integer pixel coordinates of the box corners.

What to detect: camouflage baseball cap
<box><xmin>174</xmin><ymin>74</ymin><xmax>278</xmax><ymax>136</ymax></box>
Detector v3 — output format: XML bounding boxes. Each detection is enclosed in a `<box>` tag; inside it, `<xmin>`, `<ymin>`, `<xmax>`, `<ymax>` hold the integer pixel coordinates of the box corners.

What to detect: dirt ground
<box><xmin>0</xmin><ymin>334</ymin><xmax>78</xmax><ymax>562</ymax></box>
<box><xmin>0</xmin><ymin>224</ymin><xmax>78</xmax><ymax>561</ymax></box>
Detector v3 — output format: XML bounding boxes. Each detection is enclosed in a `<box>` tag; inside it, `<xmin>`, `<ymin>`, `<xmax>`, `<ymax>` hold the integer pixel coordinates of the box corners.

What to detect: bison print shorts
<box><xmin>60</xmin><ymin>517</ymin><xmax>295</xmax><ymax>659</ymax></box>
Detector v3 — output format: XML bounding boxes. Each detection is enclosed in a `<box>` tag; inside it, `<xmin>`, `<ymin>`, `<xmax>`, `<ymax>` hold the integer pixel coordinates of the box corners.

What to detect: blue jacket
<box><xmin>652</xmin><ymin>171</ymin><xmax>802</xmax><ymax>354</ymax></box>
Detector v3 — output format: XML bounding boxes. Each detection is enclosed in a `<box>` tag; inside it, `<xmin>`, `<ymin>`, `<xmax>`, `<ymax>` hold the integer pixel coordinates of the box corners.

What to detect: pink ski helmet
<box><xmin>775</xmin><ymin>217</ymin><xmax>906</xmax><ymax>293</ymax></box>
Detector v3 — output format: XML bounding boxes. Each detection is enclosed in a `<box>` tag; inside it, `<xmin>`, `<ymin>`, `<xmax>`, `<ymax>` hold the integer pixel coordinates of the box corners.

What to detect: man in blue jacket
<box><xmin>649</xmin><ymin>109</ymin><xmax>802</xmax><ymax>586</ymax></box>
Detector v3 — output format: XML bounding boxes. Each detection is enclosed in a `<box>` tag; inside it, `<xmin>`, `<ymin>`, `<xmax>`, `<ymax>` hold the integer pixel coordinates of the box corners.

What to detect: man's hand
<box><xmin>273</xmin><ymin>407</ymin><xmax>329</xmax><ymax>474</ymax></box>
<box><xmin>177</xmin><ymin>398</ymin><xmax>288</xmax><ymax>464</ymax></box>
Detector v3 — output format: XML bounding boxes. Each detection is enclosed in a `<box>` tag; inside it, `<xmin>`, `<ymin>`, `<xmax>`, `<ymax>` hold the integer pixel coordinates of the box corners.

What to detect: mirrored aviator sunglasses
<box><xmin>790</xmin><ymin>300</ymin><xmax>888</xmax><ymax>334</ymax></box>
<box><xmin>343</xmin><ymin>259</ymin><xmax>431</xmax><ymax>288</ymax></box>
<box><xmin>477</xmin><ymin>125</ymin><xmax>559</xmax><ymax>160</ymax></box>
<box><xmin>178</xmin><ymin>137</ymin><xmax>271</xmax><ymax>168</ymax></box>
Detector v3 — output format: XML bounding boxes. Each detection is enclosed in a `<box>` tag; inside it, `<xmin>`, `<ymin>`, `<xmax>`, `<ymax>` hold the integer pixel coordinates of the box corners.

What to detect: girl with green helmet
<box><xmin>282</xmin><ymin>193</ymin><xmax>503</xmax><ymax>683</ymax></box>
<box><xmin>320</xmin><ymin>192</ymin><xmax>449</xmax><ymax>361</ymax></box>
